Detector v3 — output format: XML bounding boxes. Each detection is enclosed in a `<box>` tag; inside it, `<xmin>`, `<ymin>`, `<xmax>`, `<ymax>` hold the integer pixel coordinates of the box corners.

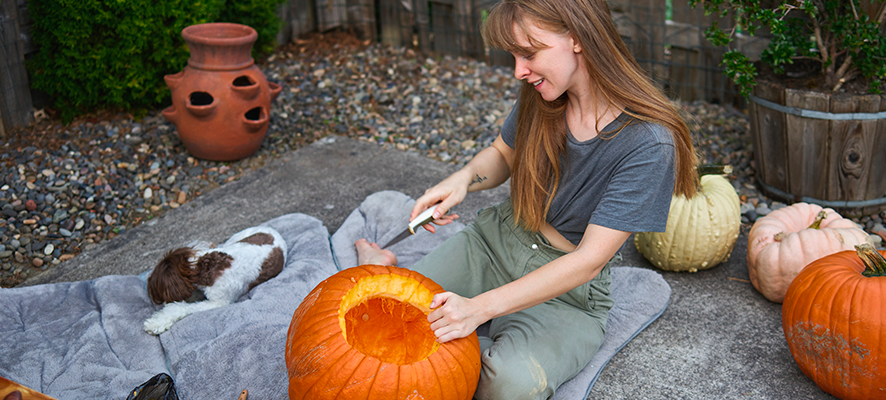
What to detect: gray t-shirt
<box><xmin>501</xmin><ymin>104</ymin><xmax>676</xmax><ymax>245</ymax></box>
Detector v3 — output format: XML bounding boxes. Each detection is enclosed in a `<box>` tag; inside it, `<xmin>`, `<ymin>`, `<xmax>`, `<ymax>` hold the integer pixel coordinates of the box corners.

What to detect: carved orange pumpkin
<box><xmin>747</xmin><ymin>202</ymin><xmax>871</xmax><ymax>303</ymax></box>
<box><xmin>285</xmin><ymin>265</ymin><xmax>481</xmax><ymax>400</ymax></box>
<box><xmin>782</xmin><ymin>243</ymin><xmax>886</xmax><ymax>400</ymax></box>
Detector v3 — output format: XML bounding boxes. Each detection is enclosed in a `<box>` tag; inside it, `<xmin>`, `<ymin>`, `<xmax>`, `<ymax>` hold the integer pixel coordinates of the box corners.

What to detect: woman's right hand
<box><xmin>411</xmin><ymin>134</ymin><xmax>513</xmax><ymax>233</ymax></box>
<box><xmin>410</xmin><ymin>172</ymin><xmax>470</xmax><ymax>233</ymax></box>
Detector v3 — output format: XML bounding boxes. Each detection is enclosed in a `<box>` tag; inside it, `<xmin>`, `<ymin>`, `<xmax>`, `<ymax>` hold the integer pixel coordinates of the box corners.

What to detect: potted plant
<box><xmin>162</xmin><ymin>23</ymin><xmax>283</xmax><ymax>162</ymax></box>
<box><xmin>691</xmin><ymin>0</ymin><xmax>886</xmax><ymax>217</ymax></box>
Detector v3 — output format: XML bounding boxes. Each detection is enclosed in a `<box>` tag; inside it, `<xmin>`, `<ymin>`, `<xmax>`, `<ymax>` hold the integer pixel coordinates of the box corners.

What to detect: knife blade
<box><xmin>381</xmin><ymin>206</ymin><xmax>438</xmax><ymax>249</ymax></box>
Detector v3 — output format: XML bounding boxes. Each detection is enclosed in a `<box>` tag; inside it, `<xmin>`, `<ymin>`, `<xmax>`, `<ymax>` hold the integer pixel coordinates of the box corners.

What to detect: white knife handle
<box><xmin>408</xmin><ymin>206</ymin><xmax>438</xmax><ymax>234</ymax></box>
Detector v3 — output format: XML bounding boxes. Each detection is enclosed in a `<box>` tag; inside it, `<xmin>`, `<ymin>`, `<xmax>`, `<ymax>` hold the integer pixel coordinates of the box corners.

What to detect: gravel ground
<box><xmin>2</xmin><ymin>32</ymin><xmax>885</xmax><ymax>288</ymax></box>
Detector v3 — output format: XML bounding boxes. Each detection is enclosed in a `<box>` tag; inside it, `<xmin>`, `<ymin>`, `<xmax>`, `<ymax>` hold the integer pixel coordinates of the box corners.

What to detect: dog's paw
<box><xmin>143</xmin><ymin>316</ymin><xmax>174</xmax><ymax>335</ymax></box>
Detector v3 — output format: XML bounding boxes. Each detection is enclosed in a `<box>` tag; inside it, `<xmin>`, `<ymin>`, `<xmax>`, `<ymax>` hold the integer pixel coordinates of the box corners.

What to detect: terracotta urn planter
<box><xmin>162</xmin><ymin>23</ymin><xmax>282</xmax><ymax>161</ymax></box>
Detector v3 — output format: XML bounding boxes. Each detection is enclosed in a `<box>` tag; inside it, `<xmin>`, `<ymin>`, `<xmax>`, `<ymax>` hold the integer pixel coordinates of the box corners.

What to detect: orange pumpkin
<box><xmin>0</xmin><ymin>377</ymin><xmax>57</xmax><ymax>400</ymax></box>
<box><xmin>782</xmin><ymin>243</ymin><xmax>886</xmax><ymax>400</ymax></box>
<box><xmin>285</xmin><ymin>265</ymin><xmax>481</xmax><ymax>400</ymax></box>
<box><xmin>747</xmin><ymin>202</ymin><xmax>871</xmax><ymax>303</ymax></box>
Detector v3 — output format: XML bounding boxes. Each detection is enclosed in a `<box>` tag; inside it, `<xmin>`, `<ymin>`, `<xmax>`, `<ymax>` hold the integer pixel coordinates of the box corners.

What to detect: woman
<box><xmin>357</xmin><ymin>0</ymin><xmax>698</xmax><ymax>398</ymax></box>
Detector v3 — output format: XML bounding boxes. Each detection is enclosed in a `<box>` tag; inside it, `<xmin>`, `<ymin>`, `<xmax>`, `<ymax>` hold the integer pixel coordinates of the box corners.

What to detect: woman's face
<box><xmin>510</xmin><ymin>21</ymin><xmax>586</xmax><ymax>102</ymax></box>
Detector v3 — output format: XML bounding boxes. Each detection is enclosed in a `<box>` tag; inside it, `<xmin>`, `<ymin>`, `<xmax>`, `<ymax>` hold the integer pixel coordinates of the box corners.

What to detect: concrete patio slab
<box><xmin>23</xmin><ymin>136</ymin><xmax>833</xmax><ymax>400</ymax></box>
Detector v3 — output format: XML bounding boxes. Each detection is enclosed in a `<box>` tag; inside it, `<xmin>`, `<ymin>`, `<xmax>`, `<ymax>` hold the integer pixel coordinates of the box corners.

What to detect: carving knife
<box><xmin>381</xmin><ymin>206</ymin><xmax>438</xmax><ymax>249</ymax></box>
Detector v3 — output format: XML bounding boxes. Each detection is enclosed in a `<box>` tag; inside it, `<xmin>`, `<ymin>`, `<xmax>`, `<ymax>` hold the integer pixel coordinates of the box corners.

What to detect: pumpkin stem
<box><xmin>855</xmin><ymin>243</ymin><xmax>886</xmax><ymax>277</ymax></box>
<box><xmin>808</xmin><ymin>211</ymin><xmax>827</xmax><ymax>230</ymax></box>
<box><xmin>697</xmin><ymin>164</ymin><xmax>733</xmax><ymax>177</ymax></box>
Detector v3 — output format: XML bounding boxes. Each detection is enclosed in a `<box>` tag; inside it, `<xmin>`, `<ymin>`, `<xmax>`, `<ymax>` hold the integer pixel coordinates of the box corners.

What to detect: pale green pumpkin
<box><xmin>634</xmin><ymin>167</ymin><xmax>741</xmax><ymax>272</ymax></box>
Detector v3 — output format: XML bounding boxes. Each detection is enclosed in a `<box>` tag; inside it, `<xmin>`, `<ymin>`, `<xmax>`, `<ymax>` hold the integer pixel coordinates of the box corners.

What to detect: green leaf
<box><xmin>696</xmin><ymin>0</ymin><xmax>886</xmax><ymax>94</ymax></box>
<box><xmin>721</xmin><ymin>50</ymin><xmax>756</xmax><ymax>97</ymax></box>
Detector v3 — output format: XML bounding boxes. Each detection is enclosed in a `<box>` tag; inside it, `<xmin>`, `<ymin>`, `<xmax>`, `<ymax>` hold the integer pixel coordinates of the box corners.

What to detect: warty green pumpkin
<box><xmin>634</xmin><ymin>165</ymin><xmax>740</xmax><ymax>272</ymax></box>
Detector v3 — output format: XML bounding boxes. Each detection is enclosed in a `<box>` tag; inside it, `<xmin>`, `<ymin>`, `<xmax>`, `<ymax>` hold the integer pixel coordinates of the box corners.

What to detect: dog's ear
<box><xmin>147</xmin><ymin>248</ymin><xmax>197</xmax><ymax>304</ymax></box>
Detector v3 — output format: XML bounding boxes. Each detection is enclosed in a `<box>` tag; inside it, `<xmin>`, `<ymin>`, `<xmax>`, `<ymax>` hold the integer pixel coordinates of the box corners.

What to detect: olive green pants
<box><xmin>411</xmin><ymin>200</ymin><xmax>615</xmax><ymax>400</ymax></box>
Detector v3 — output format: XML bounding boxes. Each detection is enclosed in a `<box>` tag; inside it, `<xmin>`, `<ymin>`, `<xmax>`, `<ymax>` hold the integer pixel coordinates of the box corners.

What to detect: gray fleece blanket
<box><xmin>0</xmin><ymin>191</ymin><xmax>670</xmax><ymax>400</ymax></box>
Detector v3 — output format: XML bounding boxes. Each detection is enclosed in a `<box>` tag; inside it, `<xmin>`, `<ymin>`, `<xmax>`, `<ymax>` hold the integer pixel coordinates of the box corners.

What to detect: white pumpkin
<box><xmin>635</xmin><ymin>171</ymin><xmax>741</xmax><ymax>272</ymax></box>
<box><xmin>747</xmin><ymin>202</ymin><xmax>872</xmax><ymax>303</ymax></box>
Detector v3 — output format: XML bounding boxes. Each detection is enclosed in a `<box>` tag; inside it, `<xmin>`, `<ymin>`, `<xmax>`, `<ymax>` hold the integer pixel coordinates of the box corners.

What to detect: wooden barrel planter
<box><xmin>748</xmin><ymin>80</ymin><xmax>886</xmax><ymax>217</ymax></box>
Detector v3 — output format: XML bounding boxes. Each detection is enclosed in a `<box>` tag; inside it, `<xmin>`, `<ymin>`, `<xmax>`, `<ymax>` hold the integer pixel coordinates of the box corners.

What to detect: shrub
<box><xmin>218</xmin><ymin>0</ymin><xmax>283</xmax><ymax>55</ymax></box>
<box><xmin>28</xmin><ymin>0</ymin><xmax>284</xmax><ymax>122</ymax></box>
<box><xmin>691</xmin><ymin>0</ymin><xmax>886</xmax><ymax>96</ymax></box>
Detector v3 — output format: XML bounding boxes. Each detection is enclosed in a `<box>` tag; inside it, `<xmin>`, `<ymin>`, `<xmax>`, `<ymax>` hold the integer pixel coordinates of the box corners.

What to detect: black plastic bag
<box><xmin>125</xmin><ymin>373</ymin><xmax>179</xmax><ymax>400</ymax></box>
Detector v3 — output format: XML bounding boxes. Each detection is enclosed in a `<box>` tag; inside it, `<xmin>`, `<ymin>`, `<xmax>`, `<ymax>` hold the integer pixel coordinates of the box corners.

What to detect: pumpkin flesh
<box><xmin>341</xmin><ymin>274</ymin><xmax>440</xmax><ymax>365</ymax></box>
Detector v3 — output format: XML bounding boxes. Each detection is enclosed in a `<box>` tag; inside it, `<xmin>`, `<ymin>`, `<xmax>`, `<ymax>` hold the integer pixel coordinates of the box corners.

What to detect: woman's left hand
<box><xmin>428</xmin><ymin>292</ymin><xmax>488</xmax><ymax>343</ymax></box>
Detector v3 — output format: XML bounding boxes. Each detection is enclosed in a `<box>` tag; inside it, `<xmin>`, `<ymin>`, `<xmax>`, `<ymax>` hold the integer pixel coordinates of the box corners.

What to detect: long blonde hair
<box><xmin>482</xmin><ymin>0</ymin><xmax>698</xmax><ymax>231</ymax></box>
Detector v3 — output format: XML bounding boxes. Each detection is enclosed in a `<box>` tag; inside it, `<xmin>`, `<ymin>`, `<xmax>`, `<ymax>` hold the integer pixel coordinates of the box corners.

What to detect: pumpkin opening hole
<box><xmin>232</xmin><ymin>75</ymin><xmax>256</xmax><ymax>87</ymax></box>
<box><xmin>189</xmin><ymin>92</ymin><xmax>213</xmax><ymax>106</ymax></box>
<box><xmin>344</xmin><ymin>296</ymin><xmax>437</xmax><ymax>365</ymax></box>
<box><xmin>245</xmin><ymin>107</ymin><xmax>263</xmax><ymax>121</ymax></box>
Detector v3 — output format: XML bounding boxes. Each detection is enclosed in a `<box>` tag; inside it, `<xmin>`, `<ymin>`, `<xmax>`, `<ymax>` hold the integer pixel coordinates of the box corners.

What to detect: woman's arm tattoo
<box><xmin>469</xmin><ymin>174</ymin><xmax>488</xmax><ymax>187</ymax></box>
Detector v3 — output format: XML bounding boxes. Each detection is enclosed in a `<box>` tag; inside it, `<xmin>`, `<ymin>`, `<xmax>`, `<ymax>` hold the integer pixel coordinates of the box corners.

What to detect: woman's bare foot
<box><xmin>355</xmin><ymin>239</ymin><xmax>398</xmax><ymax>266</ymax></box>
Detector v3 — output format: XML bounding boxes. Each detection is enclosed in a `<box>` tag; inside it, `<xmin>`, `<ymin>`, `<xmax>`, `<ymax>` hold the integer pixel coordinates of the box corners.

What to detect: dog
<box><xmin>143</xmin><ymin>226</ymin><xmax>287</xmax><ymax>335</ymax></box>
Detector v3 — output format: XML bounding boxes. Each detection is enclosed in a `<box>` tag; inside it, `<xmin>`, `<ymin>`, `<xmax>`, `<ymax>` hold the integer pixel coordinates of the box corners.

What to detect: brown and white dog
<box><xmin>143</xmin><ymin>226</ymin><xmax>287</xmax><ymax>335</ymax></box>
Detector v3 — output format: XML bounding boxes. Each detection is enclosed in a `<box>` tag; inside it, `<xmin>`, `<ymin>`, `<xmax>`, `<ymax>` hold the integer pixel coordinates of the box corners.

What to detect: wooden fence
<box><xmin>1</xmin><ymin>0</ymin><xmax>33</xmax><ymax>136</ymax></box>
<box><xmin>1</xmin><ymin>0</ymin><xmax>804</xmax><ymax>135</ymax></box>
<box><xmin>294</xmin><ymin>0</ymin><xmax>760</xmax><ymax>106</ymax></box>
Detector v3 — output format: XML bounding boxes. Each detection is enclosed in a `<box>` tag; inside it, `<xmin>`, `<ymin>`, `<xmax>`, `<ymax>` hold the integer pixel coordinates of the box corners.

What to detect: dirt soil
<box><xmin>754</xmin><ymin>58</ymin><xmax>880</xmax><ymax>95</ymax></box>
